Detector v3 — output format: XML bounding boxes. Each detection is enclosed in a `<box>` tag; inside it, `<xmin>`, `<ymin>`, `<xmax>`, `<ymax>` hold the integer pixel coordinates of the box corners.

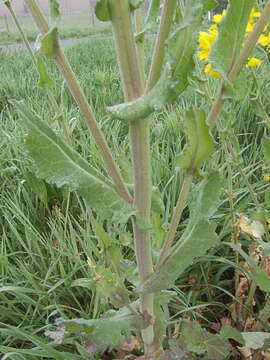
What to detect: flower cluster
<box><xmin>198</xmin><ymin>8</ymin><xmax>270</xmax><ymax>78</ymax></box>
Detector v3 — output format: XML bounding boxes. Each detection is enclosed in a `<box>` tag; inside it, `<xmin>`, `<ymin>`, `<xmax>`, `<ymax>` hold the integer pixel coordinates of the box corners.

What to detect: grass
<box><xmin>1</xmin><ymin>36</ymin><xmax>270</xmax><ymax>359</ymax></box>
<box><xmin>0</xmin><ymin>12</ymin><xmax>112</xmax><ymax>45</ymax></box>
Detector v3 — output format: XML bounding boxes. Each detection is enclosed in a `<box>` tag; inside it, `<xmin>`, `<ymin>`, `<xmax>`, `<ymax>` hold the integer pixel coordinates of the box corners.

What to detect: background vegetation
<box><xmin>0</xmin><ymin>12</ymin><xmax>112</xmax><ymax>45</ymax></box>
<box><xmin>1</xmin><ymin>9</ymin><xmax>270</xmax><ymax>359</ymax></box>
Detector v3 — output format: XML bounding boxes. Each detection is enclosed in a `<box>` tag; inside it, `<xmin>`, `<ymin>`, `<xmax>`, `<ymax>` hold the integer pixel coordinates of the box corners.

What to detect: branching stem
<box><xmin>24</xmin><ymin>0</ymin><xmax>132</xmax><ymax>205</ymax></box>
<box><xmin>146</xmin><ymin>0</ymin><xmax>177</xmax><ymax>92</ymax></box>
<box><xmin>108</xmin><ymin>0</ymin><xmax>154</xmax><ymax>353</ymax></box>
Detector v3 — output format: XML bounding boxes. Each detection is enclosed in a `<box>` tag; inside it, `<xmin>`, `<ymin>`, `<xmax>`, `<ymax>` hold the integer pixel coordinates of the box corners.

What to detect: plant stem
<box><xmin>108</xmin><ymin>0</ymin><xmax>154</xmax><ymax>353</ymax></box>
<box><xmin>146</xmin><ymin>0</ymin><xmax>177</xmax><ymax>92</ymax></box>
<box><xmin>156</xmin><ymin>171</ymin><xmax>193</xmax><ymax>269</ymax></box>
<box><xmin>6</xmin><ymin>2</ymin><xmax>72</xmax><ymax>146</ymax></box>
<box><xmin>24</xmin><ymin>0</ymin><xmax>132</xmax><ymax>205</ymax></box>
<box><xmin>135</xmin><ymin>7</ymin><xmax>145</xmax><ymax>85</ymax></box>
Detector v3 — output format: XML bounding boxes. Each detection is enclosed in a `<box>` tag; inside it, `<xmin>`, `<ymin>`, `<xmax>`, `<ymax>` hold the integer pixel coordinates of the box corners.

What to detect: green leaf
<box><xmin>113</xmin><ymin>0</ymin><xmax>215</xmax><ymax>123</ymax></box>
<box><xmin>189</xmin><ymin>170</ymin><xmax>221</xmax><ymax>220</ymax></box>
<box><xmin>120</xmin><ymin>260</ymin><xmax>138</xmax><ymax>285</ymax></box>
<box><xmin>139</xmin><ymin>220</ymin><xmax>219</xmax><ymax>294</ymax></box>
<box><xmin>226</xmin><ymin>242</ymin><xmax>259</xmax><ymax>269</ymax></box>
<box><xmin>49</xmin><ymin>0</ymin><xmax>61</xmax><ymax>28</ymax></box>
<box><xmin>152</xmin><ymin>213</ymin><xmax>166</xmax><ymax>249</ymax></box>
<box><xmin>151</xmin><ymin>186</ymin><xmax>165</xmax><ymax>214</ymax></box>
<box><xmin>12</xmin><ymin>100</ymin><xmax>128</xmax><ymax>220</ymax></box>
<box><xmin>56</xmin><ymin>305</ymin><xmax>147</xmax><ymax>352</ymax></box>
<box><xmin>223</xmin><ymin>71</ymin><xmax>249</xmax><ymax>100</ymax></box>
<box><xmin>127</xmin><ymin>183</ymin><xmax>165</xmax><ymax>215</ymax></box>
<box><xmin>205</xmin><ymin>335</ymin><xmax>232</xmax><ymax>360</ymax></box>
<box><xmin>265</xmin><ymin>188</ymin><xmax>270</xmax><ymax>208</ymax></box>
<box><xmin>177</xmin><ymin>108</ymin><xmax>216</xmax><ymax>172</ymax></box>
<box><xmin>1</xmin><ymin>0</ymin><xmax>12</xmax><ymax>7</ymax></box>
<box><xmin>107</xmin><ymin>65</ymin><xmax>177</xmax><ymax>123</ymax></box>
<box><xmin>209</xmin><ymin>0</ymin><xmax>255</xmax><ymax>80</ymax></box>
<box><xmin>71</xmin><ymin>278</ymin><xmax>95</xmax><ymax>290</ymax></box>
<box><xmin>92</xmin><ymin>217</ymin><xmax>111</xmax><ymax>249</ymax></box>
<box><xmin>41</xmin><ymin>27</ymin><xmax>60</xmax><ymax>59</ymax></box>
<box><xmin>263</xmin><ymin>137</ymin><xmax>270</xmax><ymax>167</ymax></box>
<box><xmin>152</xmin><ymin>292</ymin><xmax>170</xmax><ymax>349</ymax></box>
<box><xmin>241</xmin><ymin>332</ymin><xmax>270</xmax><ymax>350</ymax></box>
<box><xmin>129</xmin><ymin>0</ymin><xmax>144</xmax><ymax>11</ymax></box>
<box><xmin>25</xmin><ymin>171</ymin><xmax>48</xmax><ymax>205</ymax></box>
<box><xmin>107</xmin><ymin>245</ymin><xmax>122</xmax><ymax>274</ymax></box>
<box><xmin>174</xmin><ymin>6</ymin><xmax>183</xmax><ymax>25</ymax></box>
<box><xmin>182</xmin><ymin>322</ymin><xmax>207</xmax><ymax>354</ymax></box>
<box><xmin>203</xmin><ymin>0</ymin><xmax>217</xmax><ymax>11</ymax></box>
<box><xmin>36</xmin><ymin>56</ymin><xmax>53</xmax><ymax>88</ymax></box>
<box><xmin>93</xmin><ymin>265</ymin><xmax>129</xmax><ymax>308</ymax></box>
<box><xmin>135</xmin><ymin>0</ymin><xmax>160</xmax><ymax>39</ymax></box>
<box><xmin>168</xmin><ymin>0</ymin><xmax>216</xmax><ymax>96</ymax></box>
<box><xmin>95</xmin><ymin>0</ymin><xmax>111</xmax><ymax>22</ymax></box>
<box><xmin>251</xmin><ymin>270</ymin><xmax>270</xmax><ymax>292</ymax></box>
<box><xmin>220</xmin><ymin>325</ymin><xmax>245</xmax><ymax>345</ymax></box>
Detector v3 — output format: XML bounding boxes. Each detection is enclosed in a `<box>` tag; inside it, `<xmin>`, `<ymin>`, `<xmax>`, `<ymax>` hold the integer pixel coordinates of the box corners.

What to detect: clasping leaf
<box><xmin>11</xmin><ymin>100</ymin><xmax>129</xmax><ymax>220</ymax></box>
<box><xmin>177</xmin><ymin>108</ymin><xmax>216</xmax><ymax>173</ymax></box>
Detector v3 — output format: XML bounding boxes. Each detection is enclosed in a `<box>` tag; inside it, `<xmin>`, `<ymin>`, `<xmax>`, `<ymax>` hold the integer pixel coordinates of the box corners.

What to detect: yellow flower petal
<box><xmin>204</xmin><ymin>63</ymin><xmax>221</xmax><ymax>78</ymax></box>
<box><xmin>246</xmin><ymin>22</ymin><xmax>255</xmax><ymax>34</ymax></box>
<box><xmin>213</xmin><ymin>9</ymin><xmax>226</xmax><ymax>23</ymax></box>
<box><xmin>198</xmin><ymin>30</ymin><xmax>218</xmax><ymax>60</ymax></box>
<box><xmin>258</xmin><ymin>33</ymin><xmax>270</xmax><ymax>46</ymax></box>
<box><xmin>248</xmin><ymin>57</ymin><xmax>262</xmax><ymax>67</ymax></box>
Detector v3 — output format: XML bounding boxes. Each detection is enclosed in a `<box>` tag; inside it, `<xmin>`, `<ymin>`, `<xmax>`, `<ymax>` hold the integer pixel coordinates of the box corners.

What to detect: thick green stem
<box><xmin>135</xmin><ymin>8</ymin><xmax>145</xmax><ymax>85</ymax></box>
<box><xmin>146</xmin><ymin>0</ymin><xmax>177</xmax><ymax>91</ymax></box>
<box><xmin>156</xmin><ymin>171</ymin><xmax>193</xmax><ymax>269</ymax></box>
<box><xmin>24</xmin><ymin>0</ymin><xmax>132</xmax><ymax>205</ymax></box>
<box><xmin>108</xmin><ymin>0</ymin><xmax>154</xmax><ymax>353</ymax></box>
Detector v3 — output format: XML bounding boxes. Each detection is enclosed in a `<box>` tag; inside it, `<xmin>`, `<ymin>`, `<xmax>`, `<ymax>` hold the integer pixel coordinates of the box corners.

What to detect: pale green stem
<box><xmin>207</xmin><ymin>0</ymin><xmax>270</xmax><ymax>127</ymax></box>
<box><xmin>155</xmin><ymin>171</ymin><xmax>193</xmax><ymax>269</ymax></box>
<box><xmin>24</xmin><ymin>0</ymin><xmax>132</xmax><ymax>205</ymax></box>
<box><xmin>6</xmin><ymin>2</ymin><xmax>72</xmax><ymax>146</ymax></box>
<box><xmin>146</xmin><ymin>0</ymin><xmax>177</xmax><ymax>91</ymax></box>
<box><xmin>135</xmin><ymin>8</ymin><xmax>145</xmax><ymax>85</ymax></box>
<box><xmin>108</xmin><ymin>0</ymin><xmax>154</xmax><ymax>353</ymax></box>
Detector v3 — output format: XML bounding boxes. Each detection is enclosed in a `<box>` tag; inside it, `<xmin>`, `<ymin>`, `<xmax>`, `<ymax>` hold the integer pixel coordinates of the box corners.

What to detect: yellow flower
<box><xmin>213</xmin><ymin>9</ymin><xmax>226</xmax><ymax>23</ymax></box>
<box><xmin>246</xmin><ymin>21</ymin><xmax>255</xmax><ymax>35</ymax></box>
<box><xmin>204</xmin><ymin>63</ymin><xmax>221</xmax><ymax>78</ymax></box>
<box><xmin>198</xmin><ymin>8</ymin><xmax>265</xmax><ymax>79</ymax></box>
<box><xmin>258</xmin><ymin>33</ymin><xmax>270</xmax><ymax>46</ymax></box>
<box><xmin>248</xmin><ymin>57</ymin><xmax>262</xmax><ymax>67</ymax></box>
<box><xmin>198</xmin><ymin>30</ymin><xmax>218</xmax><ymax>60</ymax></box>
<box><xmin>249</xmin><ymin>8</ymin><xmax>261</xmax><ymax>21</ymax></box>
<box><xmin>265</xmin><ymin>174</ymin><xmax>270</xmax><ymax>181</ymax></box>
